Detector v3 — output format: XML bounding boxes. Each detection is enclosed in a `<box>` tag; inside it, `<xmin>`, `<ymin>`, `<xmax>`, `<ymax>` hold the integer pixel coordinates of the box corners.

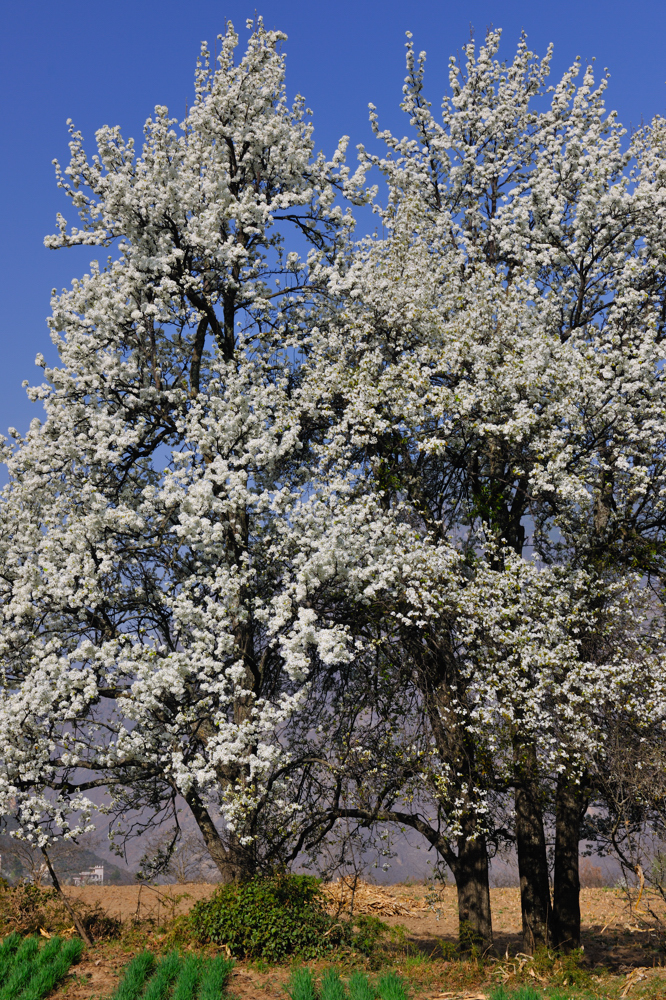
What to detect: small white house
<box><xmin>72</xmin><ymin>865</ymin><xmax>104</xmax><ymax>887</ymax></box>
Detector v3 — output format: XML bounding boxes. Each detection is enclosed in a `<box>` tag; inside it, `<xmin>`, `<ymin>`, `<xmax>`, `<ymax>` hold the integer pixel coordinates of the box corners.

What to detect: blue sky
<box><xmin>1</xmin><ymin>0</ymin><xmax>665</xmax><ymax>436</ymax></box>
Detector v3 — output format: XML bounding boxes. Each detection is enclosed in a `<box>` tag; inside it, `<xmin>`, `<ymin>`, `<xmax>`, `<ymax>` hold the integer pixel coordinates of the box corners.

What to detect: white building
<box><xmin>72</xmin><ymin>865</ymin><xmax>104</xmax><ymax>887</ymax></box>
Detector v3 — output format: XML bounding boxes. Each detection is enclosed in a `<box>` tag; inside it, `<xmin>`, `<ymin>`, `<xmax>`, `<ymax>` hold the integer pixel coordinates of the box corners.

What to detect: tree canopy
<box><xmin>1</xmin><ymin>17</ymin><xmax>666</xmax><ymax>955</ymax></box>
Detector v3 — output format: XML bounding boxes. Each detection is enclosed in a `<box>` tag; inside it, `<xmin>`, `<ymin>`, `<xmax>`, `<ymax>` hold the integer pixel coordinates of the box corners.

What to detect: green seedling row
<box><xmin>488</xmin><ymin>988</ymin><xmax>572</xmax><ymax>1000</ymax></box>
<box><xmin>0</xmin><ymin>934</ymin><xmax>82</xmax><ymax>1000</ymax></box>
<box><xmin>288</xmin><ymin>969</ymin><xmax>409</xmax><ymax>1000</ymax></box>
<box><xmin>321</xmin><ymin>969</ymin><xmax>345</xmax><ymax>1000</ymax></box>
<box><xmin>111</xmin><ymin>951</ymin><xmax>234</xmax><ymax>1000</ymax></box>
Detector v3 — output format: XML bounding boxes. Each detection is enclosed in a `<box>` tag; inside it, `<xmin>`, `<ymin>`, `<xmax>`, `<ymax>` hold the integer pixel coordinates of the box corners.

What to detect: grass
<box><xmin>489</xmin><ymin>989</ymin><xmax>543</xmax><ymax>1000</ymax></box>
<box><xmin>172</xmin><ymin>955</ymin><xmax>203</xmax><ymax>1000</ymax></box>
<box><xmin>198</xmin><ymin>955</ymin><xmax>235</xmax><ymax>1000</ymax></box>
<box><xmin>286</xmin><ymin>969</ymin><xmax>411</xmax><ymax>1000</ymax></box>
<box><xmin>111</xmin><ymin>951</ymin><xmax>157</xmax><ymax>1000</ymax></box>
<box><xmin>142</xmin><ymin>950</ymin><xmax>183</xmax><ymax>1000</ymax></box>
<box><xmin>288</xmin><ymin>968</ymin><xmax>317</xmax><ymax>1000</ymax></box>
<box><xmin>488</xmin><ymin>990</ymin><xmax>596</xmax><ymax>1000</ymax></box>
<box><xmin>0</xmin><ymin>931</ymin><xmax>21</xmax><ymax>983</ymax></box>
<box><xmin>1</xmin><ymin>924</ymin><xmax>659</xmax><ymax>1000</ymax></box>
<box><xmin>376</xmin><ymin>971</ymin><xmax>408</xmax><ymax>1000</ymax></box>
<box><xmin>0</xmin><ymin>934</ymin><xmax>82</xmax><ymax>1000</ymax></box>
<box><xmin>321</xmin><ymin>969</ymin><xmax>346</xmax><ymax>1000</ymax></box>
<box><xmin>17</xmin><ymin>939</ymin><xmax>83</xmax><ymax>1000</ymax></box>
<box><xmin>111</xmin><ymin>950</ymin><xmax>234</xmax><ymax>1000</ymax></box>
<box><xmin>348</xmin><ymin>972</ymin><xmax>375</xmax><ymax>1000</ymax></box>
<box><xmin>274</xmin><ymin>958</ymin><xmax>666</xmax><ymax>1000</ymax></box>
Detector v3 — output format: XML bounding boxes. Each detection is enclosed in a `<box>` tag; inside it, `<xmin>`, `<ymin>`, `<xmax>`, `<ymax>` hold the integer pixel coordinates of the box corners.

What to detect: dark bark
<box><xmin>514</xmin><ymin>740</ymin><xmax>552</xmax><ymax>952</ymax></box>
<box><xmin>553</xmin><ymin>772</ymin><xmax>588</xmax><ymax>952</ymax></box>
<box><xmin>189</xmin><ymin>316</ymin><xmax>208</xmax><ymax>396</ymax></box>
<box><xmin>184</xmin><ymin>787</ymin><xmax>255</xmax><ymax>883</ymax></box>
<box><xmin>331</xmin><ymin>804</ymin><xmax>493</xmax><ymax>954</ymax></box>
<box><xmin>222</xmin><ymin>291</ymin><xmax>237</xmax><ymax>360</ymax></box>
<box><xmin>450</xmin><ymin>819</ymin><xmax>494</xmax><ymax>954</ymax></box>
<box><xmin>414</xmin><ymin>640</ymin><xmax>494</xmax><ymax>953</ymax></box>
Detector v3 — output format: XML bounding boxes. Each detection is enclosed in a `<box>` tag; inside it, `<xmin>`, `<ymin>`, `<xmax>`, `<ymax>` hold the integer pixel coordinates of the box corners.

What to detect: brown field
<box><xmin>46</xmin><ymin>882</ymin><xmax>666</xmax><ymax>1000</ymax></box>
<box><xmin>61</xmin><ymin>880</ymin><xmax>666</xmax><ymax>960</ymax></box>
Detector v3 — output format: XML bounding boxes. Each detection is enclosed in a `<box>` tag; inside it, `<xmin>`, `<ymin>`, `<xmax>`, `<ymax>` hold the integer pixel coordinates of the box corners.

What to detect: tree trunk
<box><xmin>184</xmin><ymin>787</ymin><xmax>256</xmax><ymax>883</ymax></box>
<box><xmin>553</xmin><ymin>772</ymin><xmax>587</xmax><ymax>952</ymax></box>
<box><xmin>514</xmin><ymin>740</ymin><xmax>552</xmax><ymax>952</ymax></box>
<box><xmin>451</xmin><ymin>818</ymin><xmax>493</xmax><ymax>954</ymax></box>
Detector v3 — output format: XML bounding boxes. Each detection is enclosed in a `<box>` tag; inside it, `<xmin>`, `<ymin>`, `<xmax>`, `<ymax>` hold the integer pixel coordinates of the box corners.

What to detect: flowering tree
<box><xmin>0</xmin><ymin>18</ymin><xmax>367</xmax><ymax>883</ymax></box>
<box><xmin>1</xmin><ymin>16</ymin><xmax>666</xmax><ymax>960</ymax></box>
<box><xmin>304</xmin><ymin>30</ymin><xmax>666</xmax><ymax>950</ymax></box>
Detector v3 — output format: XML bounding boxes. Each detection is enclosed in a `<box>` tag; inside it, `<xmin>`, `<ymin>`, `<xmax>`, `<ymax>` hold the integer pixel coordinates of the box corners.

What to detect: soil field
<box><xmin>44</xmin><ymin>882</ymin><xmax>666</xmax><ymax>998</ymax></box>
<box><xmin>62</xmin><ymin>882</ymin><xmax>666</xmax><ymax>967</ymax></box>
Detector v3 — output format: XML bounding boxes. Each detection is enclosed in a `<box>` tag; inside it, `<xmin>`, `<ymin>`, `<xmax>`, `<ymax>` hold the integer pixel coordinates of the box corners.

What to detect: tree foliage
<box><xmin>1</xmin><ymin>17</ymin><xmax>666</xmax><ymax>955</ymax></box>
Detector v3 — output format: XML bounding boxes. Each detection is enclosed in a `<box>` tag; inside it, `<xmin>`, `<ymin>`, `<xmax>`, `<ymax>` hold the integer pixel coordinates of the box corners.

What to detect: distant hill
<box><xmin>0</xmin><ymin>834</ymin><xmax>135</xmax><ymax>886</ymax></box>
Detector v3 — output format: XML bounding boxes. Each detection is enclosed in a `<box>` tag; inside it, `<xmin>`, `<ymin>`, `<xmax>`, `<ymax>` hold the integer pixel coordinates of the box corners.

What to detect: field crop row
<box><xmin>0</xmin><ymin>932</ymin><xmax>82</xmax><ymax>999</ymax></box>
<box><xmin>287</xmin><ymin>969</ymin><xmax>558</xmax><ymax>1000</ymax></box>
<box><xmin>288</xmin><ymin>969</ymin><xmax>410</xmax><ymax>1000</ymax></box>
<box><xmin>111</xmin><ymin>951</ymin><xmax>234</xmax><ymax>1000</ymax></box>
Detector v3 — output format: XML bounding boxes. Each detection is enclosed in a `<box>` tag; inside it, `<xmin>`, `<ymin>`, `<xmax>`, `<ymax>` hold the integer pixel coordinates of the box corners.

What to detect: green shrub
<box><xmin>189</xmin><ymin>874</ymin><xmax>386</xmax><ymax>962</ymax></box>
<box><xmin>351</xmin><ymin>916</ymin><xmax>387</xmax><ymax>957</ymax></box>
<box><xmin>551</xmin><ymin>949</ymin><xmax>591</xmax><ymax>989</ymax></box>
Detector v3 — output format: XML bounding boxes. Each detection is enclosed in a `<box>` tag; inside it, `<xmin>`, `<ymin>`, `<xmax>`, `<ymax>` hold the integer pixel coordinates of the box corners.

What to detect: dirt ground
<box><xmin>49</xmin><ymin>883</ymin><xmax>666</xmax><ymax>1000</ymax></box>
<box><xmin>61</xmin><ymin>881</ymin><xmax>666</xmax><ymax>962</ymax></box>
<box><xmin>64</xmin><ymin>881</ymin><xmax>218</xmax><ymax>923</ymax></box>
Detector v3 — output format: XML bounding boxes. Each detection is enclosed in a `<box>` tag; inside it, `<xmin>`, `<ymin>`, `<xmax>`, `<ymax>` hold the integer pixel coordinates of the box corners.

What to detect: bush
<box><xmin>0</xmin><ymin>883</ymin><xmax>60</xmax><ymax>935</ymax></box>
<box><xmin>78</xmin><ymin>902</ymin><xmax>121</xmax><ymax>942</ymax></box>
<box><xmin>0</xmin><ymin>881</ymin><xmax>120</xmax><ymax>941</ymax></box>
<box><xmin>188</xmin><ymin>874</ymin><xmax>387</xmax><ymax>962</ymax></box>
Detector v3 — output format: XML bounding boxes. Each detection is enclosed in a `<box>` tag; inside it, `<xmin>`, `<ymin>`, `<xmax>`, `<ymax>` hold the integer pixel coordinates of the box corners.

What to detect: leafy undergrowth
<box><xmin>0</xmin><ymin>932</ymin><xmax>82</xmax><ymax>999</ymax></box>
<box><xmin>110</xmin><ymin>950</ymin><xmax>233</xmax><ymax>1000</ymax></box>
<box><xmin>184</xmin><ymin>875</ymin><xmax>387</xmax><ymax>961</ymax></box>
